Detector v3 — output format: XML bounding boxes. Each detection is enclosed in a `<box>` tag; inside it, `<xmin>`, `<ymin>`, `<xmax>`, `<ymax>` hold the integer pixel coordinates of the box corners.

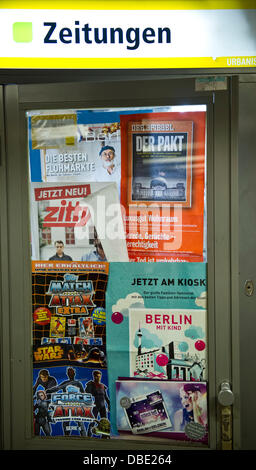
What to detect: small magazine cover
<box><xmin>30</xmin><ymin>182</ymin><xmax>128</xmax><ymax>262</ymax></box>
<box><xmin>120</xmin><ymin>111</ymin><xmax>206</xmax><ymax>262</ymax></box>
<box><xmin>29</xmin><ymin>112</ymin><xmax>121</xmax><ymax>190</ymax></box>
<box><xmin>129</xmin><ymin>308</ymin><xmax>207</xmax><ymax>381</ymax></box>
<box><xmin>126</xmin><ymin>118</ymin><xmax>193</xmax><ymax>207</ymax></box>
<box><xmin>116</xmin><ymin>379</ymin><xmax>208</xmax><ymax>444</ymax></box>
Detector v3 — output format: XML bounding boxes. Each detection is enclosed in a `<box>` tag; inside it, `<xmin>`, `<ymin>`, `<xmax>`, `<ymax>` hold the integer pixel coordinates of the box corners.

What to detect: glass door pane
<box><xmin>27</xmin><ymin>104</ymin><xmax>208</xmax><ymax>445</ymax></box>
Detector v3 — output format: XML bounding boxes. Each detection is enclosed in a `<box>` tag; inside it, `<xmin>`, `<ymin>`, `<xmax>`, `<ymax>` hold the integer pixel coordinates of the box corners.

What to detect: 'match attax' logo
<box><xmin>47</xmin><ymin>273</ymin><xmax>95</xmax><ymax>316</ymax></box>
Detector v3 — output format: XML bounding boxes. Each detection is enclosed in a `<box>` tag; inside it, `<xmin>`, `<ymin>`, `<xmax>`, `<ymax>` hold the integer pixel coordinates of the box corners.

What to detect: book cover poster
<box><xmin>129</xmin><ymin>308</ymin><xmax>207</xmax><ymax>381</ymax></box>
<box><xmin>30</xmin><ymin>182</ymin><xmax>128</xmax><ymax>262</ymax></box>
<box><xmin>106</xmin><ymin>262</ymin><xmax>207</xmax><ymax>436</ymax></box>
<box><xmin>128</xmin><ymin>120</ymin><xmax>193</xmax><ymax>207</ymax></box>
<box><xmin>116</xmin><ymin>379</ymin><xmax>208</xmax><ymax>444</ymax></box>
<box><xmin>120</xmin><ymin>112</ymin><xmax>206</xmax><ymax>262</ymax></box>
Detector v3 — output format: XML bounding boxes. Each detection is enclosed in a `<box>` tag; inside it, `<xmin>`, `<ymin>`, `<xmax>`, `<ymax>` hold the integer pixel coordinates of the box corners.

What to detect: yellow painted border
<box><xmin>0</xmin><ymin>56</ymin><xmax>255</xmax><ymax>69</ymax></box>
<box><xmin>0</xmin><ymin>1</ymin><xmax>256</xmax><ymax>9</ymax></box>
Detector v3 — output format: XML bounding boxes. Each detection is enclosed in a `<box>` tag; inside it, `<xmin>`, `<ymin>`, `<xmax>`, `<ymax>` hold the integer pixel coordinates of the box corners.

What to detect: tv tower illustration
<box><xmin>137</xmin><ymin>323</ymin><xmax>143</xmax><ymax>355</ymax></box>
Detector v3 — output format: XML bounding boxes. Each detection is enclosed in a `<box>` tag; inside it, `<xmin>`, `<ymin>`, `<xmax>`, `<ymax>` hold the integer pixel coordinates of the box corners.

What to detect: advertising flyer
<box><xmin>106</xmin><ymin>261</ymin><xmax>207</xmax><ymax>437</ymax></box>
<box><xmin>29</xmin><ymin>113</ymin><xmax>121</xmax><ymax>190</ymax></box>
<box><xmin>116</xmin><ymin>379</ymin><xmax>208</xmax><ymax>443</ymax></box>
<box><xmin>129</xmin><ymin>308</ymin><xmax>207</xmax><ymax>381</ymax></box>
<box><xmin>30</xmin><ymin>182</ymin><xmax>128</xmax><ymax>262</ymax></box>
<box><xmin>32</xmin><ymin>261</ymin><xmax>110</xmax><ymax>438</ymax></box>
<box><xmin>33</xmin><ymin>364</ymin><xmax>110</xmax><ymax>438</ymax></box>
<box><xmin>120</xmin><ymin>112</ymin><xmax>206</xmax><ymax>262</ymax></box>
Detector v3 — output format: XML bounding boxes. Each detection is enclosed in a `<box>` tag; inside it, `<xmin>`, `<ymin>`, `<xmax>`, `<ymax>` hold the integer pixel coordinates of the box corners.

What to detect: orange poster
<box><xmin>120</xmin><ymin>112</ymin><xmax>206</xmax><ymax>262</ymax></box>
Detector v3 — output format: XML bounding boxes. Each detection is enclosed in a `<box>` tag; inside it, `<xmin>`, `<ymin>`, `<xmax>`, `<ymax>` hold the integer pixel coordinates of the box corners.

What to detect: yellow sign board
<box><xmin>0</xmin><ymin>3</ymin><xmax>255</xmax><ymax>69</ymax></box>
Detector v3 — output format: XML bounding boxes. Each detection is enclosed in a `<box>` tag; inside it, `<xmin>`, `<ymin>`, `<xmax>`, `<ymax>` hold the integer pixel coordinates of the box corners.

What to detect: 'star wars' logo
<box><xmin>47</xmin><ymin>273</ymin><xmax>95</xmax><ymax>316</ymax></box>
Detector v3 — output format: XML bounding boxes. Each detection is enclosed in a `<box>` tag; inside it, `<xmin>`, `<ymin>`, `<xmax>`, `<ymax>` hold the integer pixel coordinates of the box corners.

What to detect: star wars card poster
<box><xmin>32</xmin><ymin>261</ymin><xmax>110</xmax><ymax>438</ymax></box>
<box><xmin>120</xmin><ymin>112</ymin><xmax>206</xmax><ymax>262</ymax></box>
<box><xmin>116</xmin><ymin>380</ymin><xmax>208</xmax><ymax>444</ymax></box>
<box><xmin>106</xmin><ymin>261</ymin><xmax>207</xmax><ymax>437</ymax></box>
<box><xmin>30</xmin><ymin>182</ymin><xmax>128</xmax><ymax>262</ymax></box>
<box><xmin>33</xmin><ymin>364</ymin><xmax>110</xmax><ymax>438</ymax></box>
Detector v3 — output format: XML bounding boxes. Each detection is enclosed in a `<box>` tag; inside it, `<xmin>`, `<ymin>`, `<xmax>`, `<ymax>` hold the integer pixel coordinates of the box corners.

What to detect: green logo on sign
<box><xmin>13</xmin><ymin>22</ymin><xmax>33</xmax><ymax>43</ymax></box>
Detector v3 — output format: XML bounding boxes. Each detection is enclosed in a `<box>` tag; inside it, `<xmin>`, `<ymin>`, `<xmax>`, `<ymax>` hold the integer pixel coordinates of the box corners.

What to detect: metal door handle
<box><xmin>218</xmin><ymin>381</ymin><xmax>234</xmax><ymax>406</ymax></box>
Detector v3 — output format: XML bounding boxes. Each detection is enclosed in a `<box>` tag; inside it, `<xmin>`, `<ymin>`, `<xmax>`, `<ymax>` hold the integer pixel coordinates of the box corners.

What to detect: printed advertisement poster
<box><xmin>32</xmin><ymin>261</ymin><xmax>108</xmax><ymax>346</ymax></box>
<box><xmin>29</xmin><ymin>112</ymin><xmax>121</xmax><ymax>190</ymax></box>
<box><xmin>106</xmin><ymin>262</ymin><xmax>207</xmax><ymax>437</ymax></box>
<box><xmin>33</xmin><ymin>364</ymin><xmax>110</xmax><ymax>438</ymax></box>
<box><xmin>28</xmin><ymin>109</ymin><xmax>152</xmax><ymax>188</ymax></box>
<box><xmin>116</xmin><ymin>380</ymin><xmax>208</xmax><ymax>443</ymax></box>
<box><xmin>32</xmin><ymin>261</ymin><xmax>110</xmax><ymax>438</ymax></box>
<box><xmin>120</xmin><ymin>112</ymin><xmax>206</xmax><ymax>262</ymax></box>
<box><xmin>30</xmin><ymin>182</ymin><xmax>128</xmax><ymax>262</ymax></box>
<box><xmin>129</xmin><ymin>308</ymin><xmax>207</xmax><ymax>381</ymax></box>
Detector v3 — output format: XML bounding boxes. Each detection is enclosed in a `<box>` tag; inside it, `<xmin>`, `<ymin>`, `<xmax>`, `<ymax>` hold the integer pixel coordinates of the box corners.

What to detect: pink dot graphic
<box><xmin>156</xmin><ymin>354</ymin><xmax>169</xmax><ymax>366</ymax></box>
<box><xmin>195</xmin><ymin>340</ymin><xmax>205</xmax><ymax>351</ymax></box>
<box><xmin>111</xmin><ymin>311</ymin><xmax>123</xmax><ymax>324</ymax></box>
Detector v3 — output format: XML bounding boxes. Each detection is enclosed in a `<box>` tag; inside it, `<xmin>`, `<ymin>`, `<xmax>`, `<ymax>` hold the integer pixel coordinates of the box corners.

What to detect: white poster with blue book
<box><xmin>106</xmin><ymin>262</ymin><xmax>208</xmax><ymax>444</ymax></box>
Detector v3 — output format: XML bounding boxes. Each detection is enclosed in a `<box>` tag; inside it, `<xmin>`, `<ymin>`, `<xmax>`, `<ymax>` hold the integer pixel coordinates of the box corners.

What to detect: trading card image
<box><xmin>79</xmin><ymin>316</ymin><xmax>94</xmax><ymax>338</ymax></box>
<box><xmin>49</xmin><ymin>316</ymin><xmax>66</xmax><ymax>338</ymax></box>
<box><xmin>67</xmin><ymin>319</ymin><xmax>77</xmax><ymax>336</ymax></box>
<box><xmin>74</xmin><ymin>337</ymin><xmax>103</xmax><ymax>346</ymax></box>
<box><xmin>41</xmin><ymin>337</ymin><xmax>72</xmax><ymax>345</ymax></box>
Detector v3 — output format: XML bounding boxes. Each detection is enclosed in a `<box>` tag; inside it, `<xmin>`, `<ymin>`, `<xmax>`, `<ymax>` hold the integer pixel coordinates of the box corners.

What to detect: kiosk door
<box><xmin>0</xmin><ymin>76</ymin><xmax>238</xmax><ymax>450</ymax></box>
